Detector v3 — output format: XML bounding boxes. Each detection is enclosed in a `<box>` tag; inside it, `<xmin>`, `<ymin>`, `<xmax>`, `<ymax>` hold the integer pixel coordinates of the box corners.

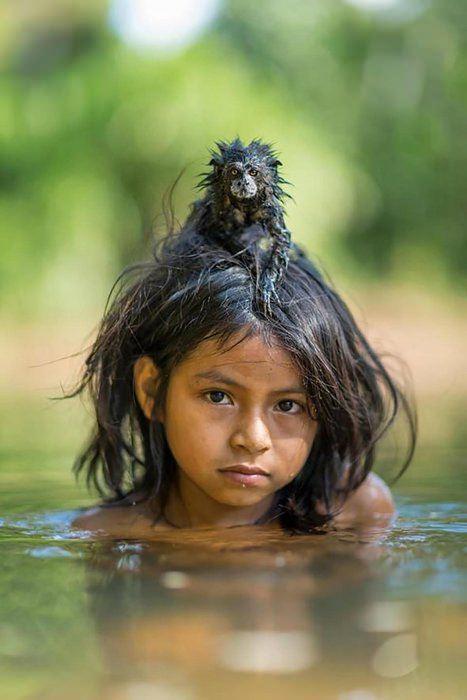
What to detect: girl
<box><xmin>71</xmin><ymin>224</ymin><xmax>416</xmax><ymax>535</ymax></box>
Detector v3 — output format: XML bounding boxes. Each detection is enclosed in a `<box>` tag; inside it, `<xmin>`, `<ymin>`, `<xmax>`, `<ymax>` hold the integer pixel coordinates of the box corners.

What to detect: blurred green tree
<box><xmin>0</xmin><ymin>0</ymin><xmax>465</xmax><ymax>319</ymax></box>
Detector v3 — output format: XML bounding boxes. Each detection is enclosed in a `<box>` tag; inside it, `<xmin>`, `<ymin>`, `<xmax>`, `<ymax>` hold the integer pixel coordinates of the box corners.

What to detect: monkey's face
<box><xmin>226</xmin><ymin>161</ymin><xmax>265</xmax><ymax>202</ymax></box>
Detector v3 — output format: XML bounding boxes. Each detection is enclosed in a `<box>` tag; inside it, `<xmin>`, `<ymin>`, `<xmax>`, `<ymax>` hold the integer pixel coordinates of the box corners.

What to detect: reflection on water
<box><xmin>0</xmin><ymin>394</ymin><xmax>466</xmax><ymax>700</ymax></box>
<box><xmin>0</xmin><ymin>494</ymin><xmax>466</xmax><ymax>700</ymax></box>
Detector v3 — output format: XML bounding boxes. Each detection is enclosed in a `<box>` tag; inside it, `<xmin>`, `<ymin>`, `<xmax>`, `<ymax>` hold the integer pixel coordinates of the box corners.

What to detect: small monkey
<box><xmin>183</xmin><ymin>137</ymin><xmax>293</xmax><ymax>311</ymax></box>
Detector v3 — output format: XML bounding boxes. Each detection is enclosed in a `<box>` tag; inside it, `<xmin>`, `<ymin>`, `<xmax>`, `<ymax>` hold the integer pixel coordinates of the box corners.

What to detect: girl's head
<box><xmin>73</xmin><ymin>231</ymin><xmax>416</xmax><ymax>531</ymax></box>
<box><xmin>133</xmin><ymin>330</ymin><xmax>318</xmax><ymax>521</ymax></box>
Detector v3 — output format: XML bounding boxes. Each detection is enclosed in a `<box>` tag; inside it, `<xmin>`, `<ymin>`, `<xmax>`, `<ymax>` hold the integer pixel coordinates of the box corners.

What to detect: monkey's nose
<box><xmin>231</xmin><ymin>178</ymin><xmax>257</xmax><ymax>199</ymax></box>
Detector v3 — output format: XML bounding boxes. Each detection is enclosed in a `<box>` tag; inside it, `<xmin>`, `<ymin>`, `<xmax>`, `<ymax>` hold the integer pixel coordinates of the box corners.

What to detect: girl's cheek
<box><xmin>187</xmin><ymin>404</ymin><xmax>229</xmax><ymax>440</ymax></box>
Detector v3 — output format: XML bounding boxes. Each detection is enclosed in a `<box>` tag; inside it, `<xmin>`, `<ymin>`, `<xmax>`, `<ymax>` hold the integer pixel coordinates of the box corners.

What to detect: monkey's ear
<box><xmin>272</xmin><ymin>159</ymin><xmax>282</xmax><ymax>168</ymax></box>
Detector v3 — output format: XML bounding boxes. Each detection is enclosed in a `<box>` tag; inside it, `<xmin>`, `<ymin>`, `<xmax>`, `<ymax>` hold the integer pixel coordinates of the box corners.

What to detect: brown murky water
<box><xmin>0</xmin><ymin>401</ymin><xmax>466</xmax><ymax>700</ymax></box>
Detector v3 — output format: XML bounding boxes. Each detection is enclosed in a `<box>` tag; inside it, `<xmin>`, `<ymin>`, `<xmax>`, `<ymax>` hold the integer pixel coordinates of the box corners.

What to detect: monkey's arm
<box><xmin>260</xmin><ymin>207</ymin><xmax>292</xmax><ymax>311</ymax></box>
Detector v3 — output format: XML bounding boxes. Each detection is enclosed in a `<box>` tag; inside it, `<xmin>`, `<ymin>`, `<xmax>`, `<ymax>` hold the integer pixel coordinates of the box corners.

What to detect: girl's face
<box><xmin>136</xmin><ymin>331</ymin><xmax>318</xmax><ymax>523</ymax></box>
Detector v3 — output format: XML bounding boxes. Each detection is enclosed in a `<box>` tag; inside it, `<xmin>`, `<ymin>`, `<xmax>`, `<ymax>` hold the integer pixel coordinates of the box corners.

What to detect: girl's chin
<box><xmin>210</xmin><ymin>488</ymin><xmax>272</xmax><ymax>508</ymax></box>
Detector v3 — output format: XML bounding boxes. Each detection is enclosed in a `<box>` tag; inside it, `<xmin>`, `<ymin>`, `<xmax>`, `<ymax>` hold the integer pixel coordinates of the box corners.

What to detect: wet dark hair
<box><xmin>70</xmin><ymin>227</ymin><xmax>416</xmax><ymax>533</ymax></box>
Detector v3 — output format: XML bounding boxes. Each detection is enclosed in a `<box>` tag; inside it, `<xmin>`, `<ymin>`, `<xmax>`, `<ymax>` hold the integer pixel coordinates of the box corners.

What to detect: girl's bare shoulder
<box><xmin>314</xmin><ymin>472</ymin><xmax>394</xmax><ymax>529</ymax></box>
<box><xmin>71</xmin><ymin>499</ymin><xmax>169</xmax><ymax>537</ymax></box>
<box><xmin>333</xmin><ymin>472</ymin><xmax>395</xmax><ymax>526</ymax></box>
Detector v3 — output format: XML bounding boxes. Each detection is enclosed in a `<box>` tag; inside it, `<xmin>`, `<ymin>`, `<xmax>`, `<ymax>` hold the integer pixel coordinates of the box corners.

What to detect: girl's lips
<box><xmin>219</xmin><ymin>466</ymin><xmax>270</xmax><ymax>486</ymax></box>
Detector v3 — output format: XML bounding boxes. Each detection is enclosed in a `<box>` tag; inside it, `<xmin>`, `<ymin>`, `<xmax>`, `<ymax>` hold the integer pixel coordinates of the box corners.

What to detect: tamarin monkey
<box><xmin>182</xmin><ymin>137</ymin><xmax>293</xmax><ymax>311</ymax></box>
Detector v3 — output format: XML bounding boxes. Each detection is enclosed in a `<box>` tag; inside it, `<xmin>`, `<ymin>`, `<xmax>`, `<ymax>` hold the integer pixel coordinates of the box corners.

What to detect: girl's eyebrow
<box><xmin>192</xmin><ymin>369</ymin><xmax>306</xmax><ymax>395</ymax></box>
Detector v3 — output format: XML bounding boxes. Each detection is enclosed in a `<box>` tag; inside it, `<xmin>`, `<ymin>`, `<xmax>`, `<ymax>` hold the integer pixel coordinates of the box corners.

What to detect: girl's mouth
<box><xmin>219</xmin><ymin>465</ymin><xmax>270</xmax><ymax>487</ymax></box>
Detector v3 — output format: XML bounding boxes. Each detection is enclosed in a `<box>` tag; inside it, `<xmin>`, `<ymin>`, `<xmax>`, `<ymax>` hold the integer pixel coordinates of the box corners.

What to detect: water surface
<box><xmin>0</xmin><ymin>401</ymin><xmax>465</xmax><ymax>700</ymax></box>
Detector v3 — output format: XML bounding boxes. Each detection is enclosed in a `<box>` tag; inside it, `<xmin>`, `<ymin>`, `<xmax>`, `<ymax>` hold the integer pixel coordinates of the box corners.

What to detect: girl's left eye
<box><xmin>276</xmin><ymin>400</ymin><xmax>303</xmax><ymax>414</ymax></box>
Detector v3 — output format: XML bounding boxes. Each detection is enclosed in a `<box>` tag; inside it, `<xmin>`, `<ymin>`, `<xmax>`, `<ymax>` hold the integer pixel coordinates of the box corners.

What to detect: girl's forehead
<box><xmin>181</xmin><ymin>333</ymin><xmax>300</xmax><ymax>379</ymax></box>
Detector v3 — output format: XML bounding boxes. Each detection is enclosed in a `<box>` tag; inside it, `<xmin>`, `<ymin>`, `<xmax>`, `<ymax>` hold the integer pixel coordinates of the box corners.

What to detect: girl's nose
<box><xmin>229</xmin><ymin>412</ymin><xmax>272</xmax><ymax>454</ymax></box>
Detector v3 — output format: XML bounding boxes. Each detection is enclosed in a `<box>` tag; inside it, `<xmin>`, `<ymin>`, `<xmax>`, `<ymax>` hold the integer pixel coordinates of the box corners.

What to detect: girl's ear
<box><xmin>133</xmin><ymin>356</ymin><xmax>164</xmax><ymax>422</ymax></box>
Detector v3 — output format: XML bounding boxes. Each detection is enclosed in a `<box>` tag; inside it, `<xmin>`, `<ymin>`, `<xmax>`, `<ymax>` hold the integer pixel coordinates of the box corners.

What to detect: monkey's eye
<box><xmin>249</xmin><ymin>168</ymin><xmax>258</xmax><ymax>176</ymax></box>
<box><xmin>231</xmin><ymin>168</ymin><xmax>239</xmax><ymax>176</ymax></box>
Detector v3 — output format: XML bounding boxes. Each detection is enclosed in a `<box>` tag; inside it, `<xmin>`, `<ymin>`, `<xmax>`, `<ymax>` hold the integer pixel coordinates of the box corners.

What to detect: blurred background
<box><xmin>0</xmin><ymin>0</ymin><xmax>466</xmax><ymax>493</ymax></box>
<box><xmin>1</xmin><ymin>4</ymin><xmax>466</xmax><ymax>699</ymax></box>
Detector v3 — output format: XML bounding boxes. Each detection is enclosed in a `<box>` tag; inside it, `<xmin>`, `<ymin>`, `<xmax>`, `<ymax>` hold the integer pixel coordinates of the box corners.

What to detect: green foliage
<box><xmin>0</xmin><ymin>0</ymin><xmax>465</xmax><ymax>319</ymax></box>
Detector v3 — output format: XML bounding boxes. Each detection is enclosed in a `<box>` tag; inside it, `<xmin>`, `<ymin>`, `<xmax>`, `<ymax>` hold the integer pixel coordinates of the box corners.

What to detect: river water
<box><xmin>0</xmin><ymin>400</ymin><xmax>465</xmax><ymax>700</ymax></box>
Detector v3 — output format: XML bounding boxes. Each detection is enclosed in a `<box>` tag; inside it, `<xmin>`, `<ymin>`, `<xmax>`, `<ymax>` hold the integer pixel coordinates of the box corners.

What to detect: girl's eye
<box><xmin>203</xmin><ymin>393</ymin><xmax>304</xmax><ymax>413</ymax></box>
<box><xmin>277</xmin><ymin>400</ymin><xmax>303</xmax><ymax>414</ymax></box>
<box><xmin>205</xmin><ymin>390</ymin><xmax>231</xmax><ymax>405</ymax></box>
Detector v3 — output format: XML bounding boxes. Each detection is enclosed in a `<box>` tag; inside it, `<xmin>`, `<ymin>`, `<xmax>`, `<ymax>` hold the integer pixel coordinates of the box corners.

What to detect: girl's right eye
<box><xmin>205</xmin><ymin>390</ymin><xmax>232</xmax><ymax>405</ymax></box>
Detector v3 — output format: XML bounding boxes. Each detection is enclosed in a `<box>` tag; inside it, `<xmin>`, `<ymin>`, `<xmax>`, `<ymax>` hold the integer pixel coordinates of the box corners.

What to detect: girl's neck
<box><xmin>163</xmin><ymin>472</ymin><xmax>276</xmax><ymax>529</ymax></box>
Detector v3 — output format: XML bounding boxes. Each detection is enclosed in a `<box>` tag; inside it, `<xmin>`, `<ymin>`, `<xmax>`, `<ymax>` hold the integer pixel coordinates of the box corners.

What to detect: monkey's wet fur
<box><xmin>182</xmin><ymin>138</ymin><xmax>293</xmax><ymax>313</ymax></box>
